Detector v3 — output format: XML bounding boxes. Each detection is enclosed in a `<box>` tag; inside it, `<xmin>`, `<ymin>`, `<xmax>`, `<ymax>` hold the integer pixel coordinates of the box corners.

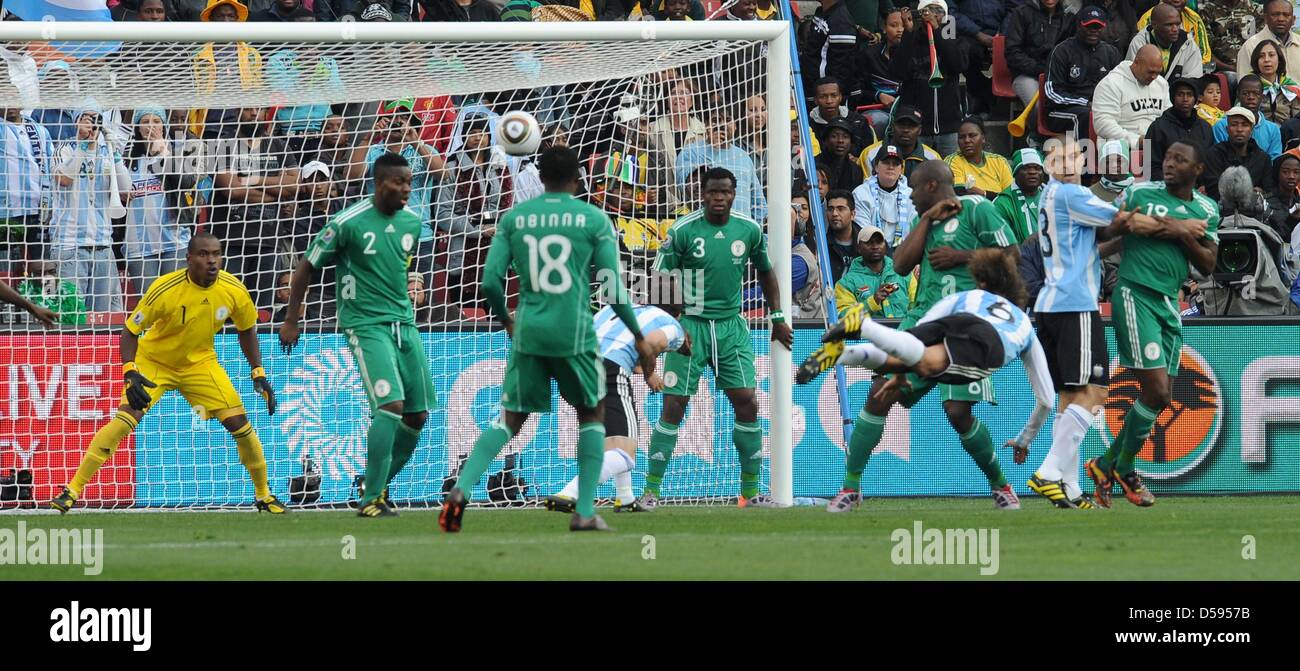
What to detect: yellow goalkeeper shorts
<box><xmin>122</xmin><ymin>357</ymin><xmax>246</xmax><ymax>421</ymax></box>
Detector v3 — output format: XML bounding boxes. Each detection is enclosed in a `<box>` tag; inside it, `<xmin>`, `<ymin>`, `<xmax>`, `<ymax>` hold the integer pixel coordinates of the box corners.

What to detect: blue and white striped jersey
<box><xmin>0</xmin><ymin>117</ymin><xmax>52</xmax><ymax>219</ymax></box>
<box><xmin>124</xmin><ymin>159</ymin><xmax>190</xmax><ymax>259</ymax></box>
<box><xmin>594</xmin><ymin>305</ymin><xmax>685</xmax><ymax>372</ymax></box>
<box><xmin>919</xmin><ymin>289</ymin><xmax>1036</xmax><ymax>368</ymax></box>
<box><xmin>50</xmin><ymin>141</ymin><xmax>121</xmax><ymax>249</ymax></box>
<box><xmin>1034</xmin><ymin>178</ymin><xmax>1118</xmax><ymax>313</ymax></box>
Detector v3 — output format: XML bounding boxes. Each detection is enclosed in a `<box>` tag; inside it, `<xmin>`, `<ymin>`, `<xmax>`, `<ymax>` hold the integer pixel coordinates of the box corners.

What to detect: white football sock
<box><xmin>1060</xmin><ymin>405</ymin><xmax>1093</xmax><ymax>499</ymax></box>
<box><xmin>1044</xmin><ymin>404</ymin><xmax>1092</xmax><ymax>499</ymax></box>
<box><xmin>613</xmin><ymin>451</ymin><xmax>635</xmax><ymax>502</ymax></box>
<box><xmin>1035</xmin><ymin>414</ymin><xmax>1067</xmax><ymax>481</ymax></box>
<box><xmin>557</xmin><ymin>449</ymin><xmax>633</xmax><ymax>501</ymax></box>
<box><xmin>839</xmin><ymin>344</ymin><xmax>889</xmax><ymax>369</ymax></box>
<box><xmin>859</xmin><ymin>319</ymin><xmax>925</xmax><ymax>366</ymax></box>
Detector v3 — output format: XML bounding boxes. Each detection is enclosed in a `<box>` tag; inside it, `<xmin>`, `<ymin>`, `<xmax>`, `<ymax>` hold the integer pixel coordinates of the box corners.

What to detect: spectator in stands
<box><xmin>33</xmin><ymin>62</ymin><xmax>82</xmax><ymax>144</ymax></box>
<box><xmin>412</xmin><ymin>95</ymin><xmax>457</xmax><ymax>156</ymax></box>
<box><xmin>1093</xmin><ymin>44</ymin><xmax>1169</xmax><ymax>147</ymax></box>
<box><xmin>660</xmin><ymin>0</ymin><xmax>691</xmax><ymax>21</ymax></box>
<box><xmin>892</xmin><ymin>0</ymin><xmax>965</xmax><ymax>156</ymax></box>
<box><xmin>809</xmin><ymin>78</ymin><xmax>875</xmax><ymax>156</ymax></box>
<box><xmin>1045</xmin><ymin>7</ymin><xmax>1122</xmax><ymax>138</ymax></box>
<box><xmin>651</xmin><ymin>78</ymin><xmax>707</xmax><ymax>206</ymax></box>
<box><xmin>408</xmin><ymin>271</ymin><xmax>429</xmax><ymax>323</ymax></box>
<box><xmin>291</xmin><ymin>160</ymin><xmax>340</xmax><ymax>256</ymax></box>
<box><xmin>272</xmin><ymin>271</ymin><xmax>306</xmax><ymax>324</ymax></box>
<box><xmin>318</xmin><ymin>0</ymin><xmax>410</xmax><ymax>20</ymax></box>
<box><xmin>1145</xmin><ymin>77</ymin><xmax>1214</xmax><ymax>182</ymax></box>
<box><xmin>435</xmin><ymin>116</ymin><xmax>513</xmax><ymax>279</ymax></box>
<box><xmin>852</xmin><ymin>145</ymin><xmax>913</xmax><ymax>251</ymax></box>
<box><xmin>1198</xmin><ymin>74</ymin><xmax>1225</xmax><ymax>126</ymax></box>
<box><xmin>846</xmin><ymin>0</ymin><xmax>895</xmax><ymax>43</ymax></box>
<box><xmin>801</xmin><ymin>0</ymin><xmax>860</xmax><ymax>106</ymax></box>
<box><xmin>950</xmin><ymin>0</ymin><xmax>1005</xmax><ymax>117</ymax></box>
<box><xmin>815</xmin><ymin>165</ymin><xmax>830</xmax><ymax>201</ymax></box>
<box><xmin>859</xmin><ymin>6</ymin><xmax>905</xmax><ymax>139</ymax></box>
<box><xmin>1018</xmin><ymin>232</ymin><xmax>1046</xmax><ymax>308</ymax></box>
<box><xmin>51</xmin><ymin>105</ymin><xmax>128</xmax><ymax>314</ymax></box>
<box><xmin>1096</xmin><ymin>0</ymin><xmax>1138</xmax><ymax>54</ymax></box>
<box><xmin>266</xmin><ymin>42</ymin><xmax>343</xmax><ymax>157</ymax></box>
<box><xmin>1004</xmin><ymin>0</ymin><xmax>1076</xmax><ymax>107</ymax></box>
<box><xmin>716</xmin><ymin>0</ymin><xmax>757</xmax><ymax>20</ymax></box>
<box><xmin>1205</xmin><ymin>106</ymin><xmax>1274</xmax><ymax>199</ymax></box>
<box><xmin>1263</xmin><ymin>153</ymin><xmax>1300</xmax><ymax>239</ymax></box>
<box><xmin>596</xmin><ymin>159</ymin><xmax>668</xmax><ymax>273</ymax></box>
<box><xmin>675</xmin><ymin>110</ymin><xmax>766</xmax><ymax>222</ymax></box>
<box><xmin>123</xmin><ymin>107</ymin><xmax>194</xmax><ymax>299</ymax></box>
<box><xmin>312</xmin><ymin>114</ymin><xmax>355</xmax><ymax>191</ymax></box>
<box><xmin>790</xmin><ymin>192</ymin><xmax>825</xmax><ymax>319</ymax></box>
<box><xmin>418</xmin><ymin>0</ymin><xmax>498</xmax><ymax>21</ymax></box>
<box><xmin>858</xmin><ymin>104</ymin><xmax>941</xmax><ymax>180</ymax></box>
<box><xmin>114</xmin><ymin>0</ymin><xmax>170</xmax><ymax>20</ymax></box>
<box><xmin>1215</xmin><ymin>75</ymin><xmax>1284</xmax><ymax>159</ymax></box>
<box><xmin>1250</xmin><ymin>41</ymin><xmax>1300</xmax><ymax>125</ymax></box>
<box><xmin>0</xmin><ymin>107</ymin><xmax>53</xmax><ymax>275</ymax></box>
<box><xmin>1201</xmin><ymin>0</ymin><xmax>1262</xmax><ymax>73</ymax></box>
<box><xmin>1091</xmin><ymin>138</ymin><xmax>1131</xmax><ymax>204</ymax></box>
<box><xmin>1238</xmin><ymin>0</ymin><xmax>1300</xmax><ymax>78</ymax></box>
<box><xmin>17</xmin><ymin>260</ymin><xmax>86</xmax><ymax>326</ymax></box>
<box><xmin>946</xmin><ymin>116</ymin><xmax>1011</xmax><ymax>198</ymax></box>
<box><xmin>208</xmin><ymin>106</ymin><xmax>298</xmax><ymax>308</ymax></box>
<box><xmin>252</xmin><ymin>0</ymin><xmax>303</xmax><ymax>20</ymax></box>
<box><xmin>992</xmin><ymin>148</ymin><xmax>1046</xmax><ymax>245</ymax></box>
<box><xmin>641</xmin><ymin>0</ymin><xmax>704</xmax><ymax>21</ymax></box>
<box><xmin>191</xmin><ymin>0</ymin><xmax>264</xmax><ymax>140</ymax></box>
<box><xmin>820</xmin><ymin>119</ymin><xmax>865</xmax><ymax>192</ymax></box>
<box><xmin>738</xmin><ymin>95</ymin><xmax>769</xmax><ymax>190</ymax></box>
<box><xmin>822</xmin><ymin>189</ymin><xmax>860</xmax><ymax>282</ymax></box>
<box><xmin>1127</xmin><ymin>2</ymin><xmax>1203</xmax><ymax>80</ymax></box>
<box><xmin>353</xmin><ymin>102</ymin><xmax>441</xmax><ymax>285</ymax></box>
<box><xmin>834</xmin><ymin>224</ymin><xmax>913</xmax><ymax>318</ymax></box>
<box><xmin>1135</xmin><ymin>0</ymin><xmax>1211</xmax><ymax>70</ymax></box>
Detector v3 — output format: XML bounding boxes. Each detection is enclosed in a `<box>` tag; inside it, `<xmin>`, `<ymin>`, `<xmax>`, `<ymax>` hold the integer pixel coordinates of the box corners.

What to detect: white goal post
<box><xmin>0</xmin><ymin>19</ymin><xmax>792</xmax><ymax>508</ymax></box>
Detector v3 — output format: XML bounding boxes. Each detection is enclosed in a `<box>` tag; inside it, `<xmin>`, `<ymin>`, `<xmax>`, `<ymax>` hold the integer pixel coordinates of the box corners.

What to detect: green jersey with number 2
<box><xmin>305</xmin><ymin>198</ymin><xmax>421</xmax><ymax>330</ymax></box>
<box><xmin>907</xmin><ymin>195</ymin><xmax>1014</xmax><ymax>323</ymax></box>
<box><xmin>484</xmin><ymin>193</ymin><xmax>623</xmax><ymax>357</ymax></box>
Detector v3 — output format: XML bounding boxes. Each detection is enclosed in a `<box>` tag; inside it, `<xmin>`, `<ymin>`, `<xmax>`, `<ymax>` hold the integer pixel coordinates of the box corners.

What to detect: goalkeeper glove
<box><xmin>122</xmin><ymin>363</ymin><xmax>157</xmax><ymax>412</ymax></box>
<box><xmin>251</xmin><ymin>367</ymin><xmax>277</xmax><ymax>415</ymax></box>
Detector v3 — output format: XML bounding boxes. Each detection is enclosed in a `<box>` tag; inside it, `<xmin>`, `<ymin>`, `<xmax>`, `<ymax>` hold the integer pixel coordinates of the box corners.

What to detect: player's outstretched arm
<box><xmin>238</xmin><ymin>327</ymin><xmax>276</xmax><ymax>415</ymax></box>
<box><xmin>481</xmin><ymin>229</ymin><xmax>514</xmax><ymax>335</ymax></box>
<box><xmin>757</xmin><ymin>268</ymin><xmax>793</xmax><ymax>350</ymax></box>
<box><xmin>0</xmin><ymin>280</ymin><xmax>58</xmax><ymax>328</ymax></box>
<box><xmin>279</xmin><ymin>258</ymin><xmax>316</xmax><ymax>354</ymax></box>
<box><xmin>1006</xmin><ymin>336</ymin><xmax>1055</xmax><ymax>465</ymax></box>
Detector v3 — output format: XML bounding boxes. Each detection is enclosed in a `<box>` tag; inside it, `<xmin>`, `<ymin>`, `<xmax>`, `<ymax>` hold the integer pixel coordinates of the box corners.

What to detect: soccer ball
<box><xmin>497</xmin><ymin>110</ymin><xmax>542</xmax><ymax>156</ymax></box>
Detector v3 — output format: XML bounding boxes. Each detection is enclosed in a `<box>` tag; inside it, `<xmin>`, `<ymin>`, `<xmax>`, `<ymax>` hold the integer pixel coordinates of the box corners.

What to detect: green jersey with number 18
<box><xmin>484</xmin><ymin>192</ymin><xmax>624</xmax><ymax>357</ymax></box>
<box><xmin>905</xmin><ymin>194</ymin><xmax>1015</xmax><ymax>325</ymax></box>
<box><xmin>305</xmin><ymin>198</ymin><xmax>421</xmax><ymax>330</ymax></box>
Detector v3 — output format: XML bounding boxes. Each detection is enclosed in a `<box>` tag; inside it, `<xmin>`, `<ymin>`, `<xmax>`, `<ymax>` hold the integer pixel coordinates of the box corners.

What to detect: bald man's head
<box><xmin>1151</xmin><ymin>3</ymin><xmax>1181</xmax><ymax>46</ymax></box>
<box><xmin>1132</xmin><ymin>45</ymin><xmax>1165</xmax><ymax>86</ymax></box>
<box><xmin>908</xmin><ymin>160</ymin><xmax>955</xmax><ymax>213</ymax></box>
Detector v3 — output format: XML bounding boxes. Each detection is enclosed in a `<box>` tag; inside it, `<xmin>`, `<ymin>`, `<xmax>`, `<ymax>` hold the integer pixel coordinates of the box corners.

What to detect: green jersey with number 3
<box><xmin>484</xmin><ymin>193</ymin><xmax>623</xmax><ymax>357</ymax></box>
<box><xmin>305</xmin><ymin>198</ymin><xmax>421</xmax><ymax>330</ymax></box>
<box><xmin>907</xmin><ymin>195</ymin><xmax>1014</xmax><ymax>322</ymax></box>
<box><xmin>653</xmin><ymin>209</ymin><xmax>773</xmax><ymax>319</ymax></box>
<box><xmin>1114</xmin><ymin>182</ymin><xmax>1221</xmax><ymax>298</ymax></box>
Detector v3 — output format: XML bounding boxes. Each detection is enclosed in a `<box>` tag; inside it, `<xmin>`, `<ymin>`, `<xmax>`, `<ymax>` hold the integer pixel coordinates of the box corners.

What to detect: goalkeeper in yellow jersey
<box><xmin>50</xmin><ymin>232</ymin><xmax>287</xmax><ymax>514</ymax></box>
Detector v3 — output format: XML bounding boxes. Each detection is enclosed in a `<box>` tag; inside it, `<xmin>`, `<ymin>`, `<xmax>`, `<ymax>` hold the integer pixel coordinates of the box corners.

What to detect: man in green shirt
<box><xmin>441</xmin><ymin>146</ymin><xmax>655</xmax><ymax>532</ymax></box>
<box><xmin>1087</xmin><ymin>140</ymin><xmax>1219</xmax><ymax>508</ymax></box>
<box><xmin>833</xmin><ymin>225</ymin><xmax>913</xmax><ymax>319</ymax></box>
<box><xmin>991</xmin><ymin>148</ymin><xmax>1046</xmax><ymax>245</ymax></box>
<box><xmin>17</xmin><ymin>261</ymin><xmax>87</xmax><ymax>325</ymax></box>
<box><xmin>634</xmin><ymin>166</ymin><xmax>794</xmax><ymax>510</ymax></box>
<box><xmin>802</xmin><ymin>160</ymin><xmax>1021</xmax><ymax>511</ymax></box>
<box><xmin>280</xmin><ymin>152</ymin><xmax>436</xmax><ymax>518</ymax></box>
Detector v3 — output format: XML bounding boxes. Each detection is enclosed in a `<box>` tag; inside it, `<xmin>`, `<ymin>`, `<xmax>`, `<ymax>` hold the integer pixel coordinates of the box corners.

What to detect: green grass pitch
<box><xmin>4</xmin><ymin>496</ymin><xmax>1297</xmax><ymax>580</ymax></box>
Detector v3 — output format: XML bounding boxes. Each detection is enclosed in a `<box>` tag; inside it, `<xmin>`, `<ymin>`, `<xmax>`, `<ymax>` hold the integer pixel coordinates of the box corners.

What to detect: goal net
<box><xmin>0</xmin><ymin>21</ymin><xmax>791</xmax><ymax>510</ymax></box>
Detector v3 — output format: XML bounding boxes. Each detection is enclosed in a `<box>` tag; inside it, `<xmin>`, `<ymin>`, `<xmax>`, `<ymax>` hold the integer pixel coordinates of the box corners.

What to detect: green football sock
<box><xmin>959</xmin><ymin>418</ymin><xmax>1007</xmax><ymax>489</ymax></box>
<box><xmin>644</xmin><ymin>420</ymin><xmax>679</xmax><ymax>496</ymax></box>
<box><xmin>843</xmin><ymin>410</ymin><xmax>886</xmax><ymax>491</ymax></box>
<box><xmin>1115</xmin><ymin>400</ymin><xmax>1160</xmax><ymax>475</ymax></box>
<box><xmin>361</xmin><ymin>410</ymin><xmax>401</xmax><ymax>505</ymax></box>
<box><xmin>1098</xmin><ymin>414</ymin><xmax>1131</xmax><ymax>474</ymax></box>
<box><xmin>576</xmin><ymin>422</ymin><xmax>606</xmax><ymax>518</ymax></box>
<box><xmin>386</xmin><ymin>421</ymin><xmax>422</xmax><ymax>487</ymax></box>
<box><xmin>734</xmin><ymin>420</ymin><xmax>763</xmax><ymax>499</ymax></box>
<box><xmin>454</xmin><ymin>420</ymin><xmax>515</xmax><ymax>497</ymax></box>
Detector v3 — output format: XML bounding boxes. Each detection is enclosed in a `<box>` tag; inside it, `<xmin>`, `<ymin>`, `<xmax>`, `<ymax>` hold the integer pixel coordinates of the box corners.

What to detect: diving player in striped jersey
<box><xmin>546</xmin><ymin>302</ymin><xmax>690</xmax><ymax>513</ymax></box>
<box><xmin>800</xmin><ymin>249</ymin><xmax>1057</xmax><ymax>485</ymax></box>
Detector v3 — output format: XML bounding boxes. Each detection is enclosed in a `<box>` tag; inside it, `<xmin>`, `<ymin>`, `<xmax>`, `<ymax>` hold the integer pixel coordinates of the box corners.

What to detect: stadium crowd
<box><xmin>3</xmin><ymin>0</ymin><xmax>1300</xmax><ymax>329</ymax></box>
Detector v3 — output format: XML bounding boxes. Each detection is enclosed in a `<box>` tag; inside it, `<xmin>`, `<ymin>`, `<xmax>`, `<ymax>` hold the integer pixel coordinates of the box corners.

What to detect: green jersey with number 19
<box><xmin>906</xmin><ymin>195</ymin><xmax>1014</xmax><ymax>324</ymax></box>
<box><xmin>484</xmin><ymin>192</ymin><xmax>624</xmax><ymax>357</ymax></box>
<box><xmin>652</xmin><ymin>209</ymin><xmax>773</xmax><ymax>319</ymax></box>
<box><xmin>1114</xmin><ymin>182</ymin><xmax>1221</xmax><ymax>298</ymax></box>
<box><xmin>305</xmin><ymin>198</ymin><xmax>421</xmax><ymax>330</ymax></box>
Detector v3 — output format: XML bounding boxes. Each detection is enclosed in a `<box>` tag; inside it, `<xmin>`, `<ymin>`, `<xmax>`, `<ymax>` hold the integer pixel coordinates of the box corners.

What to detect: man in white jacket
<box><xmin>1092</xmin><ymin>45</ymin><xmax>1169</xmax><ymax>148</ymax></box>
<box><xmin>1127</xmin><ymin>2</ymin><xmax>1203</xmax><ymax>81</ymax></box>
